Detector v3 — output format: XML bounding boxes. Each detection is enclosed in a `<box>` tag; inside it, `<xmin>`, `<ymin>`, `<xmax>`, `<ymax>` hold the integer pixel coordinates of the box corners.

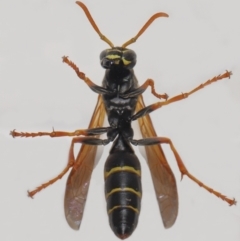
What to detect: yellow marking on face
<box><xmin>106</xmin><ymin>187</ymin><xmax>141</xmax><ymax>199</ymax></box>
<box><xmin>122</xmin><ymin>58</ymin><xmax>131</xmax><ymax>65</ymax></box>
<box><xmin>108</xmin><ymin>205</ymin><xmax>139</xmax><ymax>214</ymax></box>
<box><xmin>104</xmin><ymin>166</ymin><xmax>141</xmax><ymax>179</ymax></box>
<box><xmin>106</xmin><ymin>54</ymin><xmax>121</xmax><ymax>60</ymax></box>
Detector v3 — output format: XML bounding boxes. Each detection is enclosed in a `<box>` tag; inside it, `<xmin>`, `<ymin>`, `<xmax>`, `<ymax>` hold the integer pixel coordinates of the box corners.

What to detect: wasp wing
<box><xmin>136</xmin><ymin>95</ymin><xmax>178</xmax><ymax>228</ymax></box>
<box><xmin>64</xmin><ymin>95</ymin><xmax>106</xmax><ymax>230</ymax></box>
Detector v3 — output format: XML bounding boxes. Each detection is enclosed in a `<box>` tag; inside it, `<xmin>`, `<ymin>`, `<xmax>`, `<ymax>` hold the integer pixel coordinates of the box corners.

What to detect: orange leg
<box><xmin>62</xmin><ymin>56</ymin><xmax>113</xmax><ymax>95</ymax></box>
<box><xmin>121</xmin><ymin>79</ymin><xmax>169</xmax><ymax>100</ymax></box>
<box><xmin>26</xmin><ymin>135</ymin><xmax>108</xmax><ymax>197</ymax></box>
<box><xmin>133</xmin><ymin>135</ymin><xmax>236</xmax><ymax>205</ymax></box>
<box><xmin>28</xmin><ymin>153</ymin><xmax>75</xmax><ymax>198</ymax></box>
<box><xmin>11</xmin><ymin>126</ymin><xmax>109</xmax><ymax>197</ymax></box>
<box><xmin>142</xmin><ymin>71</ymin><xmax>232</xmax><ymax>115</ymax></box>
<box><xmin>27</xmin><ymin>137</ymin><xmax>91</xmax><ymax>197</ymax></box>
<box><xmin>138</xmin><ymin>136</ymin><xmax>236</xmax><ymax>206</ymax></box>
<box><xmin>28</xmin><ymin>137</ymin><xmax>87</xmax><ymax>197</ymax></box>
<box><xmin>10</xmin><ymin>127</ymin><xmax>109</xmax><ymax>138</ymax></box>
<box><xmin>141</xmin><ymin>79</ymin><xmax>168</xmax><ymax>100</ymax></box>
<box><xmin>10</xmin><ymin>128</ymin><xmax>88</xmax><ymax>138</ymax></box>
<box><xmin>132</xmin><ymin>71</ymin><xmax>232</xmax><ymax>121</ymax></box>
<box><xmin>153</xmin><ymin>70</ymin><xmax>232</xmax><ymax>107</ymax></box>
<box><xmin>62</xmin><ymin>56</ymin><xmax>95</xmax><ymax>89</ymax></box>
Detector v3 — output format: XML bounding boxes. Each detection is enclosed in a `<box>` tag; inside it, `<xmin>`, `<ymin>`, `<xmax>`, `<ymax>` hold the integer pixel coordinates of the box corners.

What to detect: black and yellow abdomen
<box><xmin>104</xmin><ymin>150</ymin><xmax>142</xmax><ymax>239</ymax></box>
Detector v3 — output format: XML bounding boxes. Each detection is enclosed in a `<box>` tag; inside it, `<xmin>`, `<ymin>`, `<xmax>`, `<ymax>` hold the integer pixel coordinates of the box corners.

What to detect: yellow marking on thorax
<box><xmin>108</xmin><ymin>205</ymin><xmax>139</xmax><ymax>214</ymax></box>
<box><xmin>104</xmin><ymin>166</ymin><xmax>141</xmax><ymax>179</ymax></box>
<box><xmin>106</xmin><ymin>187</ymin><xmax>141</xmax><ymax>199</ymax></box>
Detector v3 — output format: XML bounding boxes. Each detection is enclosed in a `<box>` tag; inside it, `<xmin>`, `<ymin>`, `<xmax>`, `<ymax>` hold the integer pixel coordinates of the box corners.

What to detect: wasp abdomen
<box><xmin>104</xmin><ymin>151</ymin><xmax>142</xmax><ymax>239</ymax></box>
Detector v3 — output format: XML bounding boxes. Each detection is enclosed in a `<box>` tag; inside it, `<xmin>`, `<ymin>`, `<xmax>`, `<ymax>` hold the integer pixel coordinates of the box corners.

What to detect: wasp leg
<box><xmin>62</xmin><ymin>56</ymin><xmax>112</xmax><ymax>95</ymax></box>
<box><xmin>130</xmin><ymin>137</ymin><xmax>236</xmax><ymax>206</ymax></box>
<box><xmin>28</xmin><ymin>154</ymin><xmax>75</xmax><ymax>198</ymax></box>
<box><xmin>10</xmin><ymin>127</ymin><xmax>110</xmax><ymax>138</ymax></box>
<box><xmin>28</xmin><ymin>135</ymin><xmax>111</xmax><ymax>198</ymax></box>
<box><xmin>121</xmin><ymin>79</ymin><xmax>168</xmax><ymax>100</ymax></box>
<box><xmin>131</xmin><ymin>71</ymin><xmax>232</xmax><ymax>121</ymax></box>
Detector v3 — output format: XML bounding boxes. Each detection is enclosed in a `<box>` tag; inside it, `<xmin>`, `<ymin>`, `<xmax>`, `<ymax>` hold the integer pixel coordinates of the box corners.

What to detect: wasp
<box><xmin>11</xmin><ymin>1</ymin><xmax>236</xmax><ymax>240</ymax></box>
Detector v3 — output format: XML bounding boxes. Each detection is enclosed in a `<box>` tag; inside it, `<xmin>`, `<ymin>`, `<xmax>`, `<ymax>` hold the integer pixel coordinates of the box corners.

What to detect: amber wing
<box><xmin>64</xmin><ymin>95</ymin><xmax>105</xmax><ymax>230</ymax></box>
<box><xmin>136</xmin><ymin>95</ymin><xmax>178</xmax><ymax>228</ymax></box>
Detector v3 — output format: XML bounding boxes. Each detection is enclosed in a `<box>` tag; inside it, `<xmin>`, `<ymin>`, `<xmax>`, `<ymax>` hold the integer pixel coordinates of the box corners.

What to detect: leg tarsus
<box><xmin>62</xmin><ymin>56</ymin><xmax>111</xmax><ymax>95</ymax></box>
<box><xmin>27</xmin><ymin>160</ymin><xmax>74</xmax><ymax>198</ymax></box>
<box><xmin>10</xmin><ymin>127</ymin><xmax>110</xmax><ymax>138</ymax></box>
<box><xmin>10</xmin><ymin>128</ymin><xmax>89</xmax><ymax>138</ymax></box>
<box><xmin>145</xmin><ymin>79</ymin><xmax>169</xmax><ymax>100</ymax></box>
<box><xmin>27</xmin><ymin>191</ymin><xmax>34</xmax><ymax>199</ymax></box>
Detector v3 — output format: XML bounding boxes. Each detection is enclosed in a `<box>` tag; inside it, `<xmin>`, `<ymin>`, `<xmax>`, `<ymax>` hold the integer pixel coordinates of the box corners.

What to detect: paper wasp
<box><xmin>11</xmin><ymin>1</ymin><xmax>236</xmax><ymax>240</ymax></box>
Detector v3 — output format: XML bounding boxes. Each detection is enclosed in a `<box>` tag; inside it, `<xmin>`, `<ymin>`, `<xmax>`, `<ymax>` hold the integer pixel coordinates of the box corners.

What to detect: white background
<box><xmin>0</xmin><ymin>0</ymin><xmax>240</xmax><ymax>240</ymax></box>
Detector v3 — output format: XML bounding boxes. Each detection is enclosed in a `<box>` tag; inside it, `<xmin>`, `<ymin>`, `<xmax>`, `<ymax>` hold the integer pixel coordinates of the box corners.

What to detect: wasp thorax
<box><xmin>100</xmin><ymin>47</ymin><xmax>137</xmax><ymax>69</ymax></box>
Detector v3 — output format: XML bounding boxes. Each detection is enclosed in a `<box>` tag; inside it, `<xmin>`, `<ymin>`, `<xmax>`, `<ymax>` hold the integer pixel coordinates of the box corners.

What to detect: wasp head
<box><xmin>100</xmin><ymin>47</ymin><xmax>136</xmax><ymax>69</ymax></box>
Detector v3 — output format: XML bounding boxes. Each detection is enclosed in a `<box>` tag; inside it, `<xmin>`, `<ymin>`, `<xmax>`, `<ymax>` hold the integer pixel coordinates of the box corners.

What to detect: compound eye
<box><xmin>100</xmin><ymin>49</ymin><xmax>112</xmax><ymax>69</ymax></box>
<box><xmin>122</xmin><ymin>49</ymin><xmax>137</xmax><ymax>68</ymax></box>
<box><xmin>100</xmin><ymin>49</ymin><xmax>108</xmax><ymax>61</ymax></box>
